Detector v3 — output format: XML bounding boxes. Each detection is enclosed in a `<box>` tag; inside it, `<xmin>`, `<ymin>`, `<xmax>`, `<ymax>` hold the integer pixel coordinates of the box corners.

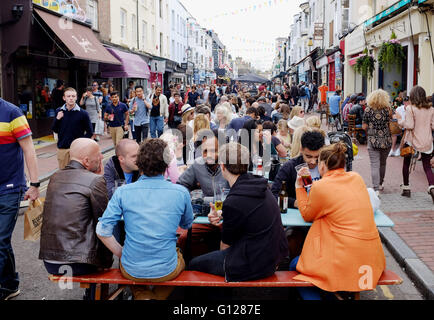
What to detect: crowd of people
<box><xmin>0</xmin><ymin>77</ymin><xmax>433</xmax><ymax>301</ymax></box>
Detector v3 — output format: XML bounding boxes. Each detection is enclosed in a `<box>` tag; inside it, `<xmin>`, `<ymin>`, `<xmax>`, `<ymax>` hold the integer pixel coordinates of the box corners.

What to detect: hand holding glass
<box><xmin>295</xmin><ymin>163</ymin><xmax>313</xmax><ymax>188</ymax></box>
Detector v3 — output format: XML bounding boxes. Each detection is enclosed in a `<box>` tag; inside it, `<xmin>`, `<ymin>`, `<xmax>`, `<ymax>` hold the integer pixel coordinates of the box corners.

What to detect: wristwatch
<box><xmin>30</xmin><ymin>182</ymin><xmax>41</xmax><ymax>188</ymax></box>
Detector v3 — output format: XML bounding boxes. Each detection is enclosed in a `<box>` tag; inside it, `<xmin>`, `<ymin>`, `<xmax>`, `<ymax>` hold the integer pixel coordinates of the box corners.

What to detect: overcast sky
<box><xmin>180</xmin><ymin>0</ymin><xmax>303</xmax><ymax>71</ymax></box>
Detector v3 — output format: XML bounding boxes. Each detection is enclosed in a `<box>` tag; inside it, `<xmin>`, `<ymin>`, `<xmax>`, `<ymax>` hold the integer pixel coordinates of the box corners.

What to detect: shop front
<box><xmin>0</xmin><ymin>3</ymin><xmax>121</xmax><ymax>138</ymax></box>
<box><xmin>100</xmin><ymin>47</ymin><xmax>151</xmax><ymax>100</ymax></box>
<box><xmin>315</xmin><ymin>55</ymin><xmax>329</xmax><ymax>87</ymax></box>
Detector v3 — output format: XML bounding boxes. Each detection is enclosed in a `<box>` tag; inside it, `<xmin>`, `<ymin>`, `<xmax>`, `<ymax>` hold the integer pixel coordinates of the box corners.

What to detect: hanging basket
<box><xmin>378</xmin><ymin>31</ymin><xmax>405</xmax><ymax>71</ymax></box>
<box><xmin>354</xmin><ymin>49</ymin><xmax>376</xmax><ymax>79</ymax></box>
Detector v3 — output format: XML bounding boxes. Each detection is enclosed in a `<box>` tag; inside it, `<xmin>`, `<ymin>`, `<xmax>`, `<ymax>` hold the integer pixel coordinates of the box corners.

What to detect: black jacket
<box><xmin>271</xmin><ymin>155</ymin><xmax>304</xmax><ymax>208</ymax></box>
<box><xmin>222</xmin><ymin>174</ymin><xmax>289</xmax><ymax>282</ymax></box>
<box><xmin>104</xmin><ymin>156</ymin><xmax>140</xmax><ymax>199</ymax></box>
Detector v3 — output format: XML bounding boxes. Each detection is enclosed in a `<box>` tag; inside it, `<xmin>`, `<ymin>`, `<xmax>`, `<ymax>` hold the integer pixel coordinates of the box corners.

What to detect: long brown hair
<box><xmin>409</xmin><ymin>86</ymin><xmax>430</xmax><ymax>109</ymax></box>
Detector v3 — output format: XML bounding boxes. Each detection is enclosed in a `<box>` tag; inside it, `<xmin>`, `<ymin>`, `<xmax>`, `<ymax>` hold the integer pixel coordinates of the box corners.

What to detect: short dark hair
<box><xmin>257</xmin><ymin>106</ymin><xmax>266</xmax><ymax>116</ymax></box>
<box><xmin>246</xmin><ymin>107</ymin><xmax>258</xmax><ymax>117</ymax></box>
<box><xmin>86</xmin><ymin>86</ymin><xmax>93</xmax><ymax>92</ymax></box>
<box><xmin>301</xmin><ymin>130</ymin><xmax>325</xmax><ymax>151</ymax></box>
<box><xmin>246</xmin><ymin>97</ymin><xmax>256</xmax><ymax>106</ymax></box>
<box><xmin>135</xmin><ymin>85</ymin><xmax>144</xmax><ymax>90</ymax></box>
<box><xmin>110</xmin><ymin>91</ymin><xmax>119</xmax><ymax>97</ymax></box>
<box><xmin>262</xmin><ymin>121</ymin><xmax>277</xmax><ymax>135</ymax></box>
<box><xmin>137</xmin><ymin>139</ymin><xmax>169</xmax><ymax>176</ymax></box>
<box><xmin>196</xmin><ymin>105</ymin><xmax>211</xmax><ymax>116</ymax></box>
<box><xmin>173</xmin><ymin>92</ymin><xmax>180</xmax><ymax>97</ymax></box>
<box><xmin>129</xmin><ymin>81</ymin><xmax>134</xmax><ymax>85</ymax></box>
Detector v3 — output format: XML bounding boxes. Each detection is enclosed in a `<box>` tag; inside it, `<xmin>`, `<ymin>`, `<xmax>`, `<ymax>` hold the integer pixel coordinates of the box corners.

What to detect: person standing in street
<box><xmin>148</xmin><ymin>85</ymin><xmax>169</xmax><ymax>138</ymax></box>
<box><xmin>396</xmin><ymin>86</ymin><xmax>434</xmax><ymax>202</ymax></box>
<box><xmin>188</xmin><ymin>85</ymin><xmax>200</xmax><ymax>108</ymax></box>
<box><xmin>52</xmin><ymin>87</ymin><xmax>93</xmax><ymax>169</ymax></box>
<box><xmin>362</xmin><ymin>89</ymin><xmax>392</xmax><ymax>195</ymax></box>
<box><xmin>168</xmin><ymin>92</ymin><xmax>184</xmax><ymax>129</ymax></box>
<box><xmin>79</xmin><ymin>86</ymin><xmax>102</xmax><ymax>141</ymax></box>
<box><xmin>0</xmin><ymin>98</ymin><xmax>40</xmax><ymax>300</ymax></box>
<box><xmin>329</xmin><ymin>90</ymin><xmax>342</xmax><ymax>130</ymax></box>
<box><xmin>105</xmin><ymin>91</ymin><xmax>130</xmax><ymax>147</ymax></box>
<box><xmin>129</xmin><ymin>86</ymin><xmax>150</xmax><ymax>144</ymax></box>
<box><xmin>91</xmin><ymin>81</ymin><xmax>103</xmax><ymax>105</ymax></box>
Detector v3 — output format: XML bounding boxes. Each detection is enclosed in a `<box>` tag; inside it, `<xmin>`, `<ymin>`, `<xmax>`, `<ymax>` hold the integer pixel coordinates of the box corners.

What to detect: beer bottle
<box><xmin>279</xmin><ymin>181</ymin><xmax>289</xmax><ymax>214</ymax></box>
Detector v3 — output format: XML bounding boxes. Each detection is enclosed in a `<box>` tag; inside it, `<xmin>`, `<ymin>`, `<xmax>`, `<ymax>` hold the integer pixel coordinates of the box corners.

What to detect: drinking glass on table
<box><xmin>295</xmin><ymin>163</ymin><xmax>313</xmax><ymax>188</ymax></box>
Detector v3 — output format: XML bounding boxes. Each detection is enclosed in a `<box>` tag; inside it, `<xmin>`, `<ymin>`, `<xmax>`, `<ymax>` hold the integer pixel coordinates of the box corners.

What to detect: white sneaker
<box><xmin>393</xmin><ymin>149</ymin><xmax>400</xmax><ymax>157</ymax></box>
<box><xmin>388</xmin><ymin>150</ymin><xmax>394</xmax><ymax>157</ymax></box>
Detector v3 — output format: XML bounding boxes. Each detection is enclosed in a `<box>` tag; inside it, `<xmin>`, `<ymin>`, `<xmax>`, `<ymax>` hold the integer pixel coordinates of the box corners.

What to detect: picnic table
<box><xmin>193</xmin><ymin>208</ymin><xmax>394</xmax><ymax>228</ymax></box>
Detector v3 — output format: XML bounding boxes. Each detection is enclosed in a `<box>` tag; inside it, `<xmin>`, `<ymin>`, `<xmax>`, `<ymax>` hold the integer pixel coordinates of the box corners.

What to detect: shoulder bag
<box><xmin>400</xmin><ymin>107</ymin><xmax>415</xmax><ymax>157</ymax></box>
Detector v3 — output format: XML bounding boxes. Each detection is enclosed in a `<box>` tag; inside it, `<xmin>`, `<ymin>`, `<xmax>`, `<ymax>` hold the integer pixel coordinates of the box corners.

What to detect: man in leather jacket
<box><xmin>39</xmin><ymin>138</ymin><xmax>113</xmax><ymax>276</ymax></box>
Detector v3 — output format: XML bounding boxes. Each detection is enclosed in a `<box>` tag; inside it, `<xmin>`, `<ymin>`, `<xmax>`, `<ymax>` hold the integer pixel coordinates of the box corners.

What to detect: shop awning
<box><xmin>100</xmin><ymin>48</ymin><xmax>151</xmax><ymax>79</ymax></box>
<box><xmin>34</xmin><ymin>8</ymin><xmax>121</xmax><ymax>65</ymax></box>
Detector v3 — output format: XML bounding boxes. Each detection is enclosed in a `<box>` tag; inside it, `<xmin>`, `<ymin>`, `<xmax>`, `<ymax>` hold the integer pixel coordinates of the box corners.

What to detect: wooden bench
<box><xmin>49</xmin><ymin>269</ymin><xmax>403</xmax><ymax>301</ymax></box>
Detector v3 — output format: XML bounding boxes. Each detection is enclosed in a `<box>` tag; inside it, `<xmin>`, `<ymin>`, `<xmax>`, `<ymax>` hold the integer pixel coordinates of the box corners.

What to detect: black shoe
<box><xmin>0</xmin><ymin>287</ymin><xmax>20</xmax><ymax>300</ymax></box>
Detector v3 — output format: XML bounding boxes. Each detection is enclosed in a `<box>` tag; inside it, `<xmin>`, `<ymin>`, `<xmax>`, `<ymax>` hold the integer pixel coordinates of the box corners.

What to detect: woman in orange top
<box><xmin>292</xmin><ymin>142</ymin><xmax>386</xmax><ymax>299</ymax></box>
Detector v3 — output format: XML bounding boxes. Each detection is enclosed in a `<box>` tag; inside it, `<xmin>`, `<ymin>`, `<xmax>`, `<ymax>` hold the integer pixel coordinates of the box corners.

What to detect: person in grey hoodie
<box><xmin>177</xmin><ymin>133</ymin><xmax>229</xmax><ymax>197</ymax></box>
<box><xmin>176</xmin><ymin>132</ymin><xmax>229</xmax><ymax>260</ymax></box>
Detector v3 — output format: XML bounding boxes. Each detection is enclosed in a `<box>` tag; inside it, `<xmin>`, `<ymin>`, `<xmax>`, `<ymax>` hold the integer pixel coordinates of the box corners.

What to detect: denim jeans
<box><xmin>290</xmin><ymin>256</ymin><xmax>322</xmax><ymax>300</ymax></box>
<box><xmin>149</xmin><ymin>116</ymin><xmax>164</xmax><ymax>138</ymax></box>
<box><xmin>188</xmin><ymin>249</ymin><xmax>227</xmax><ymax>277</ymax></box>
<box><xmin>0</xmin><ymin>192</ymin><xmax>21</xmax><ymax>291</ymax></box>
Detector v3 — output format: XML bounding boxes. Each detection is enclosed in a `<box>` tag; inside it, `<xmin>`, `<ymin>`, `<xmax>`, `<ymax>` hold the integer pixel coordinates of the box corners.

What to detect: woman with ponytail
<box><xmin>290</xmin><ymin>142</ymin><xmax>386</xmax><ymax>300</ymax></box>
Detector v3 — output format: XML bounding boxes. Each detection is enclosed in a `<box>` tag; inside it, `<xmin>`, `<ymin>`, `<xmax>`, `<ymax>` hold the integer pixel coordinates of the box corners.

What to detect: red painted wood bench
<box><xmin>49</xmin><ymin>269</ymin><xmax>403</xmax><ymax>300</ymax></box>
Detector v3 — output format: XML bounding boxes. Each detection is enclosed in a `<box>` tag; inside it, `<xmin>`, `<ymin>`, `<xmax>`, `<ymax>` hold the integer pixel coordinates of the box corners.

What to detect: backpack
<box><xmin>328</xmin><ymin>132</ymin><xmax>354</xmax><ymax>171</ymax></box>
<box><xmin>299</xmin><ymin>86</ymin><xmax>307</xmax><ymax>97</ymax></box>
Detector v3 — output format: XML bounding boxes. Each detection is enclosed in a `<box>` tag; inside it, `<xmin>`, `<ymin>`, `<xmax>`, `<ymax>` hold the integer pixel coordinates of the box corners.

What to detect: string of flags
<box><xmin>201</xmin><ymin>0</ymin><xmax>290</xmax><ymax>23</ymax></box>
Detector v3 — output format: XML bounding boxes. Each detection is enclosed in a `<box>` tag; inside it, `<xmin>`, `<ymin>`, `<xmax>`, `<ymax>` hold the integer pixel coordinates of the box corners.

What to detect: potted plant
<box><xmin>378</xmin><ymin>31</ymin><xmax>406</xmax><ymax>71</ymax></box>
<box><xmin>355</xmin><ymin>48</ymin><xmax>376</xmax><ymax>79</ymax></box>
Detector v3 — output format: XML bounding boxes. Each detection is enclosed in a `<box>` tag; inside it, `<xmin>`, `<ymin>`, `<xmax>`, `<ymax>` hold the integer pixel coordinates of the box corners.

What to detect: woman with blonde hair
<box><xmin>193</xmin><ymin>114</ymin><xmax>210</xmax><ymax>140</ymax></box>
<box><xmin>214</xmin><ymin>104</ymin><xmax>233</xmax><ymax>131</ymax></box>
<box><xmin>276</xmin><ymin>119</ymin><xmax>292</xmax><ymax>154</ymax></box>
<box><xmin>362</xmin><ymin>89</ymin><xmax>392</xmax><ymax>194</ymax></box>
<box><xmin>290</xmin><ymin>126</ymin><xmax>310</xmax><ymax>159</ymax></box>
<box><xmin>396</xmin><ymin>85</ymin><xmax>434</xmax><ymax>202</ymax></box>
<box><xmin>306</xmin><ymin>115</ymin><xmax>330</xmax><ymax>145</ymax></box>
<box><xmin>290</xmin><ymin>106</ymin><xmax>305</xmax><ymax>119</ymax></box>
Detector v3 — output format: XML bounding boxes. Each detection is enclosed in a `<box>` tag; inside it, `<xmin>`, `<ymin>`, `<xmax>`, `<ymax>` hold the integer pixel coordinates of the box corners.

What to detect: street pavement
<box><xmin>9</xmin><ymin>123</ymin><xmax>434</xmax><ymax>300</ymax></box>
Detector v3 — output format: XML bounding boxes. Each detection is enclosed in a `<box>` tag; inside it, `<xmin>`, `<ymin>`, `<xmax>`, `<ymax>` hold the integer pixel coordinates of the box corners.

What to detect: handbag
<box><xmin>400</xmin><ymin>130</ymin><xmax>415</xmax><ymax>157</ymax></box>
<box><xmin>24</xmin><ymin>198</ymin><xmax>45</xmax><ymax>241</ymax></box>
<box><xmin>389</xmin><ymin>119</ymin><xmax>402</xmax><ymax>135</ymax></box>
<box><xmin>400</xmin><ymin>107</ymin><xmax>416</xmax><ymax>157</ymax></box>
<box><xmin>94</xmin><ymin>119</ymin><xmax>105</xmax><ymax>135</ymax></box>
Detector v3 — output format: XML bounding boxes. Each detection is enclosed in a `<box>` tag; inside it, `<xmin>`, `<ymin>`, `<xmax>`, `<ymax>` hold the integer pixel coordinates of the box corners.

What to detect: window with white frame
<box><xmin>141</xmin><ymin>21</ymin><xmax>147</xmax><ymax>50</ymax></box>
<box><xmin>159</xmin><ymin>0</ymin><xmax>163</xmax><ymax>18</ymax></box>
<box><xmin>172</xmin><ymin>39</ymin><xmax>175</xmax><ymax>59</ymax></box>
<box><xmin>87</xmin><ymin>0</ymin><xmax>98</xmax><ymax>30</ymax></box>
<box><xmin>120</xmin><ymin>9</ymin><xmax>127</xmax><ymax>40</ymax></box>
<box><xmin>152</xmin><ymin>25</ymin><xmax>155</xmax><ymax>47</ymax></box>
<box><xmin>172</xmin><ymin>10</ymin><xmax>175</xmax><ymax>31</ymax></box>
<box><xmin>132</xmin><ymin>14</ymin><xmax>137</xmax><ymax>46</ymax></box>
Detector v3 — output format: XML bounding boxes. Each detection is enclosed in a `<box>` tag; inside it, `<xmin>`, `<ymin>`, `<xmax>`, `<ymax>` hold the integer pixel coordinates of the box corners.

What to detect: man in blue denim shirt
<box><xmin>96</xmin><ymin>139</ymin><xmax>193</xmax><ymax>300</ymax></box>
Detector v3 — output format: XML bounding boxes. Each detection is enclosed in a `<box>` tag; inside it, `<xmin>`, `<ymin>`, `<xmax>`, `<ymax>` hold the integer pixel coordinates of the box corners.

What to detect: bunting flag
<box><xmin>201</xmin><ymin>0</ymin><xmax>290</xmax><ymax>23</ymax></box>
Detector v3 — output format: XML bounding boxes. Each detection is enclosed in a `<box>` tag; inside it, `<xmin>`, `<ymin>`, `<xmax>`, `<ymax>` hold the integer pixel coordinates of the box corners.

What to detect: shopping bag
<box><xmin>24</xmin><ymin>198</ymin><xmax>45</xmax><ymax>241</ymax></box>
<box><xmin>94</xmin><ymin>119</ymin><xmax>105</xmax><ymax>135</ymax></box>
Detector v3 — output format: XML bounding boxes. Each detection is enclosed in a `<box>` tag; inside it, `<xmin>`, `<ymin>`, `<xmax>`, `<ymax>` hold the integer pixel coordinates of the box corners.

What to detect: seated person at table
<box><xmin>177</xmin><ymin>130</ymin><xmax>229</xmax><ymax>197</ymax></box>
<box><xmin>104</xmin><ymin>139</ymin><xmax>140</xmax><ymax>200</ymax></box>
<box><xmin>271</xmin><ymin>130</ymin><xmax>325</xmax><ymax>208</ymax></box>
<box><xmin>176</xmin><ymin>131</ymin><xmax>230</xmax><ymax>257</ymax></box>
<box><xmin>188</xmin><ymin>143</ymin><xmax>289</xmax><ymax>281</ymax></box>
<box><xmin>39</xmin><ymin>138</ymin><xmax>113</xmax><ymax>276</ymax></box>
<box><xmin>96</xmin><ymin>139</ymin><xmax>194</xmax><ymax>300</ymax></box>
<box><xmin>292</xmin><ymin>142</ymin><xmax>386</xmax><ymax>300</ymax></box>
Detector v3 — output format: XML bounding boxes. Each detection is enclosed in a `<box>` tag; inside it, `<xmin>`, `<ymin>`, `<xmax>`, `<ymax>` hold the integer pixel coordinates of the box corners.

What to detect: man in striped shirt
<box><xmin>0</xmin><ymin>98</ymin><xmax>40</xmax><ymax>300</ymax></box>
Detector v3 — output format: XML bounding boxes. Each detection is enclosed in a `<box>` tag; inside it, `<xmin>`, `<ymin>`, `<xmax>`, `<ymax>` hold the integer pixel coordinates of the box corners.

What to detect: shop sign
<box><xmin>32</xmin><ymin>0</ymin><xmax>87</xmax><ymax>22</ymax></box>
<box><xmin>364</xmin><ymin>0</ymin><xmax>411</xmax><ymax>28</ymax></box>
<box><xmin>316</xmin><ymin>56</ymin><xmax>328</xmax><ymax>69</ymax></box>
<box><xmin>151</xmin><ymin>60</ymin><xmax>166</xmax><ymax>73</ymax></box>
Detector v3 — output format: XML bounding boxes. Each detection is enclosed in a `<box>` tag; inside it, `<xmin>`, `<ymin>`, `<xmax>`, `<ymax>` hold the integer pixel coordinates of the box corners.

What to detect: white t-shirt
<box><xmin>396</xmin><ymin>105</ymin><xmax>406</xmax><ymax>122</ymax></box>
<box><xmin>309</xmin><ymin>166</ymin><xmax>321</xmax><ymax>182</ymax></box>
